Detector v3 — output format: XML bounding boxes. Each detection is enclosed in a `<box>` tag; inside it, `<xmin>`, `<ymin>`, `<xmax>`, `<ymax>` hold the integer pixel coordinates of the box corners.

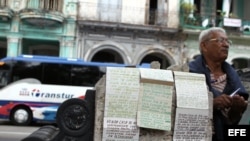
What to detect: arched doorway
<box><xmin>140</xmin><ymin>53</ymin><xmax>171</xmax><ymax>69</ymax></box>
<box><xmin>91</xmin><ymin>49</ymin><xmax>124</xmax><ymax>64</ymax></box>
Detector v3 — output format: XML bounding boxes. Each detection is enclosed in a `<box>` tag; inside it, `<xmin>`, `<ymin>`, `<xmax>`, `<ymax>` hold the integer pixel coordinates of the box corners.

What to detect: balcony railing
<box><xmin>180</xmin><ymin>11</ymin><xmax>250</xmax><ymax>35</ymax></box>
<box><xmin>180</xmin><ymin>12</ymin><xmax>216</xmax><ymax>30</ymax></box>
<box><xmin>27</xmin><ymin>0</ymin><xmax>63</xmax><ymax>12</ymax></box>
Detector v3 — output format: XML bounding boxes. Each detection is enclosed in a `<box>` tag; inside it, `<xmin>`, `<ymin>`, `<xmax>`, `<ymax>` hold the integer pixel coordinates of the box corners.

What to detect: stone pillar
<box><xmin>60</xmin><ymin>18</ymin><xmax>77</xmax><ymax>57</ymax></box>
<box><xmin>59</xmin><ymin>37</ymin><xmax>76</xmax><ymax>58</ymax></box>
<box><xmin>7</xmin><ymin>37</ymin><xmax>21</xmax><ymax>57</ymax></box>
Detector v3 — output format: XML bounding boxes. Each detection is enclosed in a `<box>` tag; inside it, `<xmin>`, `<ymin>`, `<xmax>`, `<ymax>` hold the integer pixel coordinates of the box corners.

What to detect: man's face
<box><xmin>201</xmin><ymin>31</ymin><xmax>231</xmax><ymax>62</ymax></box>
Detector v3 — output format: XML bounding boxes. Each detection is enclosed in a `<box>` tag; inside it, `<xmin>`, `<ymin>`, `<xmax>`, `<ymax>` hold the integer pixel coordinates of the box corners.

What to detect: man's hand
<box><xmin>213</xmin><ymin>94</ymin><xmax>232</xmax><ymax>110</ymax></box>
<box><xmin>228</xmin><ymin>95</ymin><xmax>248</xmax><ymax>123</ymax></box>
<box><xmin>231</xmin><ymin>95</ymin><xmax>248</xmax><ymax>113</ymax></box>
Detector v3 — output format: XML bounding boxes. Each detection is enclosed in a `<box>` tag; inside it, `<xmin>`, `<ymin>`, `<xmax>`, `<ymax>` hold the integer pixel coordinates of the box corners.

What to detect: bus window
<box><xmin>12</xmin><ymin>61</ymin><xmax>43</xmax><ymax>82</ymax></box>
<box><xmin>43</xmin><ymin>63</ymin><xmax>71</xmax><ymax>85</ymax></box>
<box><xmin>71</xmin><ymin>65</ymin><xmax>102</xmax><ymax>86</ymax></box>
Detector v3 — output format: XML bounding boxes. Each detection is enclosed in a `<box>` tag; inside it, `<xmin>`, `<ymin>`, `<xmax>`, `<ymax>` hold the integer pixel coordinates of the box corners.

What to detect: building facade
<box><xmin>0</xmin><ymin>0</ymin><xmax>77</xmax><ymax>58</ymax></box>
<box><xmin>0</xmin><ymin>0</ymin><xmax>250</xmax><ymax>69</ymax></box>
<box><xmin>181</xmin><ymin>0</ymin><xmax>250</xmax><ymax>69</ymax></box>
<box><xmin>0</xmin><ymin>0</ymin><xmax>187</xmax><ymax>69</ymax></box>
<box><xmin>76</xmin><ymin>0</ymin><xmax>186</xmax><ymax>68</ymax></box>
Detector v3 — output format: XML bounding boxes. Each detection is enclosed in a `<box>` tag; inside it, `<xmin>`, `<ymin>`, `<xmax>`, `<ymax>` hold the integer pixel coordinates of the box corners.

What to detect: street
<box><xmin>239</xmin><ymin>103</ymin><xmax>250</xmax><ymax>125</ymax></box>
<box><xmin>0</xmin><ymin>120</ymin><xmax>49</xmax><ymax>141</ymax></box>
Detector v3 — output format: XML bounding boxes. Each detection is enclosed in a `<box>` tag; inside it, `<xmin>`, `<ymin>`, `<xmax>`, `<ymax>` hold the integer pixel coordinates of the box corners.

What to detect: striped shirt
<box><xmin>210</xmin><ymin>73</ymin><xmax>231</xmax><ymax>121</ymax></box>
<box><xmin>210</xmin><ymin>73</ymin><xmax>227</xmax><ymax>93</ymax></box>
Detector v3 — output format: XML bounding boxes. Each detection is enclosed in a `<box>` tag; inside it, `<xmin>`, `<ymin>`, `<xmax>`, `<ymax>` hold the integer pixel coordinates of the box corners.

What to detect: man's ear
<box><xmin>201</xmin><ymin>42</ymin><xmax>208</xmax><ymax>52</ymax></box>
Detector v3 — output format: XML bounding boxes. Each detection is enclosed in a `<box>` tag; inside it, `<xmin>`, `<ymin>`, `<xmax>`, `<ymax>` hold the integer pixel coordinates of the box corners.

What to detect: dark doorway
<box><xmin>0</xmin><ymin>48</ymin><xmax>7</xmax><ymax>59</ymax></box>
<box><xmin>0</xmin><ymin>38</ymin><xmax>7</xmax><ymax>59</ymax></box>
<box><xmin>140</xmin><ymin>53</ymin><xmax>171</xmax><ymax>69</ymax></box>
<box><xmin>22</xmin><ymin>39</ymin><xmax>59</xmax><ymax>56</ymax></box>
<box><xmin>91</xmin><ymin>49</ymin><xmax>124</xmax><ymax>64</ymax></box>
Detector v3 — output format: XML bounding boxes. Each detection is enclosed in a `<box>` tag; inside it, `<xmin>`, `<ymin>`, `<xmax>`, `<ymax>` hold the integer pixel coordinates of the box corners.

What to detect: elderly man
<box><xmin>188</xmin><ymin>27</ymin><xmax>249</xmax><ymax>141</ymax></box>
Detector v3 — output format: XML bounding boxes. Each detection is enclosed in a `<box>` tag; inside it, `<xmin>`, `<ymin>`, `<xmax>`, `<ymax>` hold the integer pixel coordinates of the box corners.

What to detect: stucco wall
<box><xmin>78</xmin><ymin>28</ymin><xmax>182</xmax><ymax>67</ymax></box>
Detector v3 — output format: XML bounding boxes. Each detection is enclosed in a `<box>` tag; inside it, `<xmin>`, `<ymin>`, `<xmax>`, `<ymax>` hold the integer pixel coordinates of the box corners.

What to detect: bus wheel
<box><xmin>56</xmin><ymin>98</ymin><xmax>92</xmax><ymax>137</ymax></box>
<box><xmin>10</xmin><ymin>106</ymin><xmax>32</xmax><ymax>126</ymax></box>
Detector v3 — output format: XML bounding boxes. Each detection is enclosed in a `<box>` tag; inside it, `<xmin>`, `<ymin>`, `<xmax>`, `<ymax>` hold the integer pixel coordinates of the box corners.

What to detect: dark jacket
<box><xmin>188</xmin><ymin>55</ymin><xmax>249</xmax><ymax>141</ymax></box>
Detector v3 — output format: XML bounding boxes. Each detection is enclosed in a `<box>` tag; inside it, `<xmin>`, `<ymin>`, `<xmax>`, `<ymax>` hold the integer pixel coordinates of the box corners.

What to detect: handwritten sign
<box><xmin>103</xmin><ymin>67</ymin><xmax>140</xmax><ymax>141</ymax></box>
<box><xmin>137</xmin><ymin>69</ymin><xmax>174</xmax><ymax>131</ymax></box>
<box><xmin>174</xmin><ymin>71</ymin><xmax>208</xmax><ymax>109</ymax></box>
<box><xmin>139</xmin><ymin>68</ymin><xmax>174</xmax><ymax>85</ymax></box>
<box><xmin>173</xmin><ymin>71</ymin><xmax>212</xmax><ymax>141</ymax></box>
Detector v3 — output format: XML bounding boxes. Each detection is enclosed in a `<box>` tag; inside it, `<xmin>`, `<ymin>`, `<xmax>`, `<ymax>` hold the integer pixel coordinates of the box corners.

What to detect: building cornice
<box><xmin>78</xmin><ymin>20</ymin><xmax>182</xmax><ymax>35</ymax></box>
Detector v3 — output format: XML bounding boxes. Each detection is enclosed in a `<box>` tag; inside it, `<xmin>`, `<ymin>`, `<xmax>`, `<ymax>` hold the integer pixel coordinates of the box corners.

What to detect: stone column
<box><xmin>7</xmin><ymin>37</ymin><xmax>21</xmax><ymax>57</ymax></box>
<box><xmin>59</xmin><ymin>37</ymin><xmax>76</xmax><ymax>58</ymax></box>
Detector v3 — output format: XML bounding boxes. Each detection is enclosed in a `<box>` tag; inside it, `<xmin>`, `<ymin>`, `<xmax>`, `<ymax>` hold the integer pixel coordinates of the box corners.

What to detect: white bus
<box><xmin>0</xmin><ymin>55</ymin><xmax>149</xmax><ymax>125</ymax></box>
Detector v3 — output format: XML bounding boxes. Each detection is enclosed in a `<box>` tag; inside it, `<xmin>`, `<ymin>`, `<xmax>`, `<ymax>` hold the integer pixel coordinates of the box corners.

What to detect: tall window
<box><xmin>0</xmin><ymin>0</ymin><xmax>7</xmax><ymax>7</ymax></box>
<box><xmin>43</xmin><ymin>0</ymin><xmax>62</xmax><ymax>11</ymax></box>
<box><xmin>0</xmin><ymin>39</ymin><xmax>7</xmax><ymax>59</ymax></box>
<box><xmin>27</xmin><ymin>0</ymin><xmax>39</xmax><ymax>9</ymax></box>
<box><xmin>27</xmin><ymin>0</ymin><xmax>62</xmax><ymax>11</ymax></box>
<box><xmin>0</xmin><ymin>48</ymin><xmax>6</xmax><ymax>59</ymax></box>
<box><xmin>149</xmin><ymin>0</ymin><xmax>157</xmax><ymax>25</ymax></box>
<box><xmin>99</xmin><ymin>0</ymin><xmax>121</xmax><ymax>22</ymax></box>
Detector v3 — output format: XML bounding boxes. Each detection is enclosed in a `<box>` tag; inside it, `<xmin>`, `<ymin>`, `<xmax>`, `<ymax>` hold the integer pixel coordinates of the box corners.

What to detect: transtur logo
<box><xmin>30</xmin><ymin>89</ymin><xmax>74</xmax><ymax>99</ymax></box>
<box><xmin>32</xmin><ymin>89</ymin><xmax>40</xmax><ymax>97</ymax></box>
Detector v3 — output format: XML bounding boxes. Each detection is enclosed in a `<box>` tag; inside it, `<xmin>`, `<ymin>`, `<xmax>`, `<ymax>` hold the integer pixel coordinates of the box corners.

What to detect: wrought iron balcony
<box><xmin>0</xmin><ymin>0</ymin><xmax>13</xmax><ymax>23</ymax></box>
<box><xmin>180</xmin><ymin>11</ymin><xmax>250</xmax><ymax>35</ymax></box>
<box><xmin>19</xmin><ymin>8</ymin><xmax>64</xmax><ymax>27</ymax></box>
<box><xmin>19</xmin><ymin>0</ymin><xmax>64</xmax><ymax>27</ymax></box>
<box><xmin>0</xmin><ymin>7</ymin><xmax>14</xmax><ymax>23</ymax></box>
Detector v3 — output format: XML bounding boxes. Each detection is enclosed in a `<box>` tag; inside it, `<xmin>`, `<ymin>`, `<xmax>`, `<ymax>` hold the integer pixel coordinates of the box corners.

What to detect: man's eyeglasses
<box><xmin>207</xmin><ymin>37</ymin><xmax>232</xmax><ymax>45</ymax></box>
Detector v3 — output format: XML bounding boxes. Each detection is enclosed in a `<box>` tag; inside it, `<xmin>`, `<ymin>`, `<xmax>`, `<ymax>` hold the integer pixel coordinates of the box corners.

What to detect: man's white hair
<box><xmin>198</xmin><ymin>27</ymin><xmax>226</xmax><ymax>53</ymax></box>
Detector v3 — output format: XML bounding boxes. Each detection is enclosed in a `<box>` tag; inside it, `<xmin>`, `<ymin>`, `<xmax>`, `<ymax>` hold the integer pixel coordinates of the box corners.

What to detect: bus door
<box><xmin>0</xmin><ymin>70</ymin><xmax>9</xmax><ymax>88</ymax></box>
<box><xmin>0</xmin><ymin>61</ymin><xmax>11</xmax><ymax>89</ymax></box>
